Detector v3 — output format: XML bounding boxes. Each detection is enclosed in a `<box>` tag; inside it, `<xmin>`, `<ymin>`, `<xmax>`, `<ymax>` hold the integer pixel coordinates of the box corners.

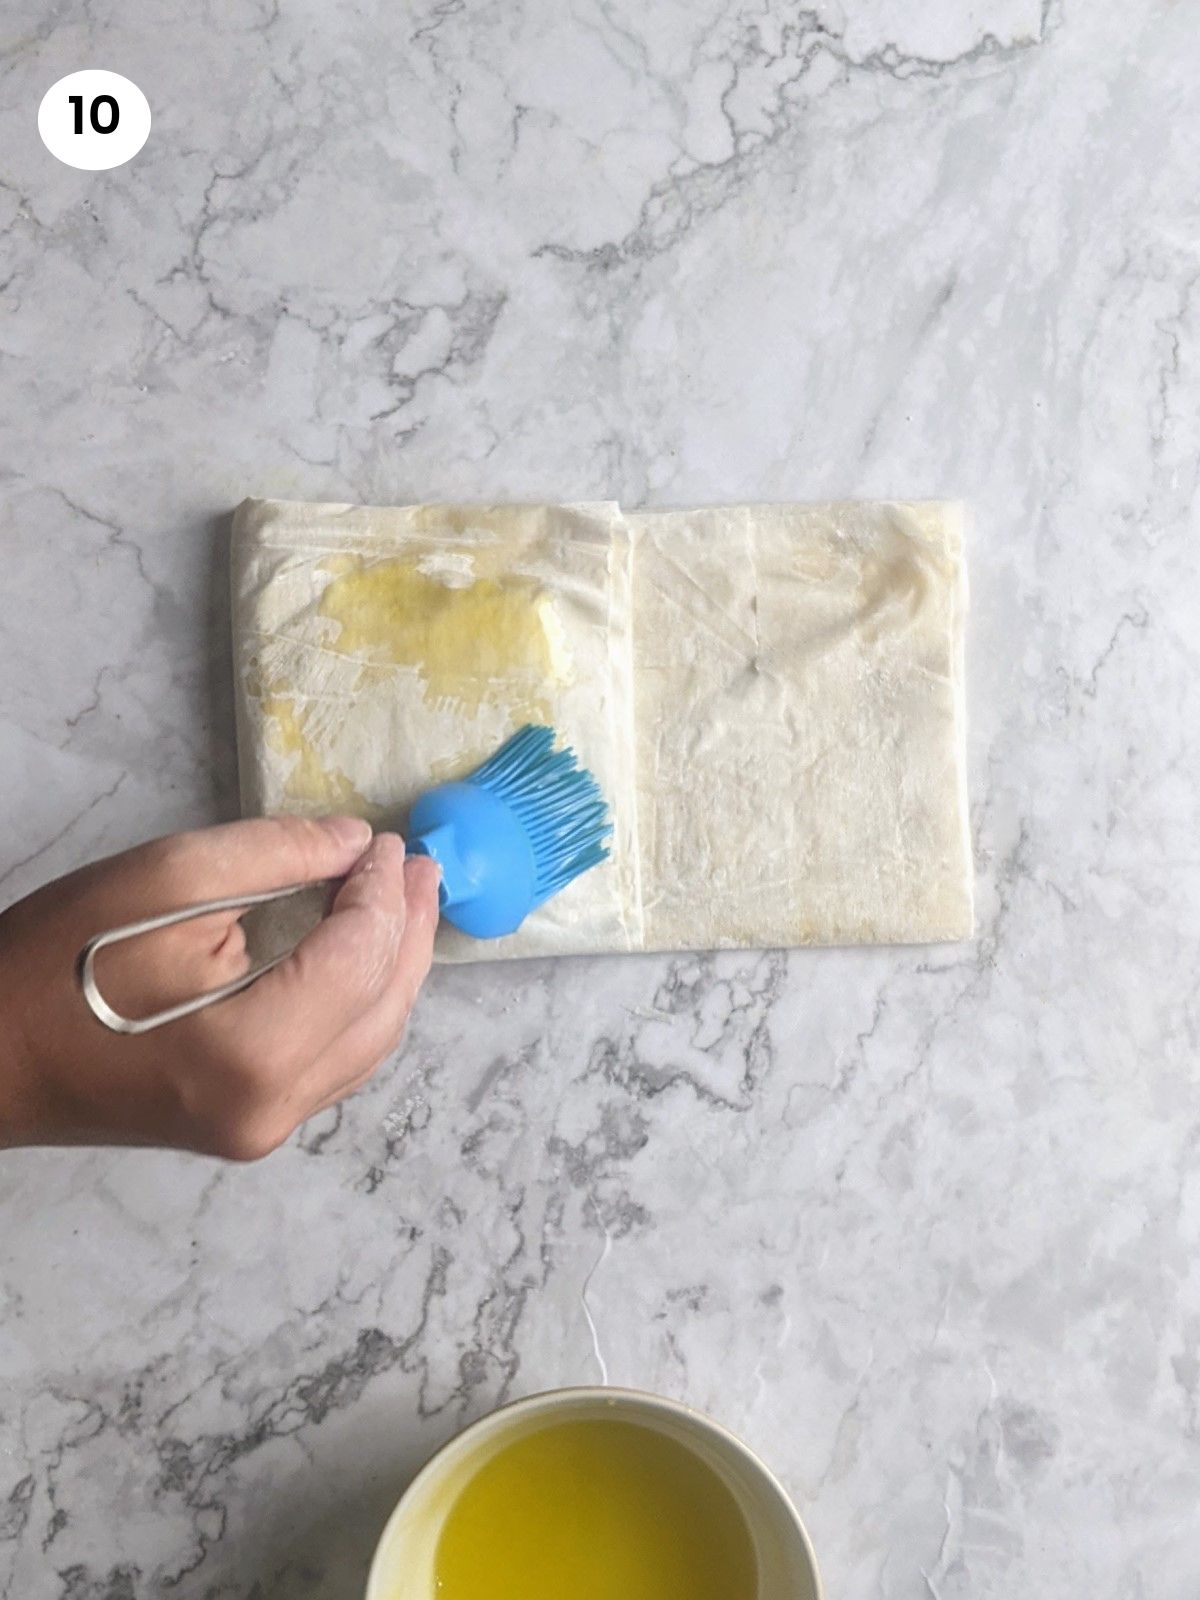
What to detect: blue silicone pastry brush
<box><xmin>407</xmin><ymin>723</ymin><xmax>613</xmax><ymax>939</ymax></box>
<box><xmin>77</xmin><ymin>723</ymin><xmax>611</xmax><ymax>1035</ymax></box>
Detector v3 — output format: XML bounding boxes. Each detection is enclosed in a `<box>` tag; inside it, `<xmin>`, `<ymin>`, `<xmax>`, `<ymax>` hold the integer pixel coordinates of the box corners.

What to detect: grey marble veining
<box><xmin>2</xmin><ymin>0</ymin><xmax>1199</xmax><ymax>1595</ymax></box>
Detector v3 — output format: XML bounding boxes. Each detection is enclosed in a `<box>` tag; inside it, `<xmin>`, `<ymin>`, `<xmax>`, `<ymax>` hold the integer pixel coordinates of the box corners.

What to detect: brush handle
<box><xmin>77</xmin><ymin>880</ymin><xmax>336</xmax><ymax>1034</ymax></box>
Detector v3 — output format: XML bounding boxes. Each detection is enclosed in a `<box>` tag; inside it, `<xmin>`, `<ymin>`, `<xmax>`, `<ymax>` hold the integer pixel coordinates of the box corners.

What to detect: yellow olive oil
<box><xmin>317</xmin><ymin>556</ymin><xmax>569</xmax><ymax>721</ymax></box>
<box><xmin>430</xmin><ymin>1418</ymin><xmax>758</xmax><ymax>1600</ymax></box>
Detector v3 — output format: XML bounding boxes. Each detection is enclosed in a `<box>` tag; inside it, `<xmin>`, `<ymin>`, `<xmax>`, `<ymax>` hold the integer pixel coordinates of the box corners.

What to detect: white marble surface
<box><xmin>2</xmin><ymin>1</ymin><xmax>1198</xmax><ymax>1595</ymax></box>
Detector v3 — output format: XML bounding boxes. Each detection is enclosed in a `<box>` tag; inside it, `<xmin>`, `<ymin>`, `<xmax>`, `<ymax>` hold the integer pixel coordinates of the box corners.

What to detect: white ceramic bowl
<box><xmin>366</xmin><ymin>1386</ymin><xmax>823</xmax><ymax>1600</ymax></box>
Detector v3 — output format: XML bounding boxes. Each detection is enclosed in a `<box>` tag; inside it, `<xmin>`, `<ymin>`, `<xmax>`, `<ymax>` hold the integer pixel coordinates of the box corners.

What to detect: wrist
<box><xmin>0</xmin><ymin>927</ymin><xmax>45</xmax><ymax>1148</ymax></box>
<box><xmin>0</xmin><ymin>1019</ymin><xmax>40</xmax><ymax>1148</ymax></box>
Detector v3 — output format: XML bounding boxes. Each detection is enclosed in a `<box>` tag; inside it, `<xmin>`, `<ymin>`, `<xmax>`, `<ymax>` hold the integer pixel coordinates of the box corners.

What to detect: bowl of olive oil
<box><xmin>366</xmin><ymin>1387</ymin><xmax>822</xmax><ymax>1600</ymax></box>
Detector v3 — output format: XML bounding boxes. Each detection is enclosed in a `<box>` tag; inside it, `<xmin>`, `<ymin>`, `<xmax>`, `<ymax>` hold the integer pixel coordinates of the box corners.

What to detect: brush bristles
<box><xmin>467</xmin><ymin>724</ymin><xmax>613</xmax><ymax>907</ymax></box>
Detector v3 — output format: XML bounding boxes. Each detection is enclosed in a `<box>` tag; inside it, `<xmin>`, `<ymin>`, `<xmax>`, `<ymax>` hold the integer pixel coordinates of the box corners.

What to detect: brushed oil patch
<box><xmin>260</xmin><ymin>691</ymin><xmax>367</xmax><ymax>813</ymax></box>
<box><xmin>317</xmin><ymin>556</ymin><xmax>571</xmax><ymax>722</ymax></box>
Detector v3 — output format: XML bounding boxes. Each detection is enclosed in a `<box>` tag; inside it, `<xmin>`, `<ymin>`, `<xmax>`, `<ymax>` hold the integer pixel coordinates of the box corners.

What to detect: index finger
<box><xmin>148</xmin><ymin>814</ymin><xmax>374</xmax><ymax>900</ymax></box>
<box><xmin>59</xmin><ymin>813</ymin><xmax>376</xmax><ymax>934</ymax></box>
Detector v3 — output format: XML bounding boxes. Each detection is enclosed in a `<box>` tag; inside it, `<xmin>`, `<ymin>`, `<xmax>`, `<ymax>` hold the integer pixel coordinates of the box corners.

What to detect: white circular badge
<box><xmin>38</xmin><ymin>70</ymin><xmax>151</xmax><ymax>171</ymax></box>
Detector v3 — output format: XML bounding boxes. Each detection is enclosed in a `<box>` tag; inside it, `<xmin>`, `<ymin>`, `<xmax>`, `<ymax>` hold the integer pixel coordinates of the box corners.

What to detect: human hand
<box><xmin>0</xmin><ymin>817</ymin><xmax>440</xmax><ymax>1159</ymax></box>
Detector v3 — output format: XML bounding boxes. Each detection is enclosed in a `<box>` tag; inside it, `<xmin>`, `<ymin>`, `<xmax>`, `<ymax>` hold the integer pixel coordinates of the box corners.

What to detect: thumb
<box><xmin>208</xmin><ymin>834</ymin><xmax>411</xmax><ymax>1069</ymax></box>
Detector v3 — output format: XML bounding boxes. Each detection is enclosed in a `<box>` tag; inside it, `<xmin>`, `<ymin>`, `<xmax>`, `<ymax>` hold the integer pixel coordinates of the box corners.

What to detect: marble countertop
<box><xmin>3</xmin><ymin>1</ymin><xmax>1198</xmax><ymax>1595</ymax></box>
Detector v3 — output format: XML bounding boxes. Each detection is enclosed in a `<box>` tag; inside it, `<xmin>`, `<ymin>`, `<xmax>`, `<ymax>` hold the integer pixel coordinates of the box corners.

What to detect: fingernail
<box><xmin>347</xmin><ymin>831</ymin><xmax>405</xmax><ymax>873</ymax></box>
<box><xmin>320</xmin><ymin>815</ymin><xmax>373</xmax><ymax>851</ymax></box>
